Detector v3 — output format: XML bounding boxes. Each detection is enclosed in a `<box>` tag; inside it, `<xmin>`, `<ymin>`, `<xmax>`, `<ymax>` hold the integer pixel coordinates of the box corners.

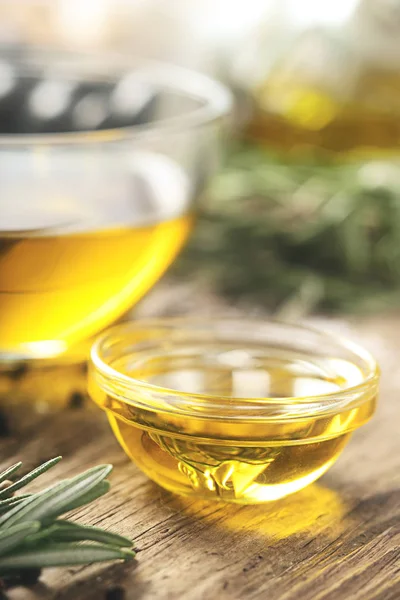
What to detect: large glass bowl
<box><xmin>0</xmin><ymin>50</ymin><xmax>231</xmax><ymax>364</ymax></box>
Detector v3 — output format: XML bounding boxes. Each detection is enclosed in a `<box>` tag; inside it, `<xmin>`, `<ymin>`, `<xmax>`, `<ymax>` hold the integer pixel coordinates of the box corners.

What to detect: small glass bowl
<box><xmin>88</xmin><ymin>319</ymin><xmax>379</xmax><ymax>504</ymax></box>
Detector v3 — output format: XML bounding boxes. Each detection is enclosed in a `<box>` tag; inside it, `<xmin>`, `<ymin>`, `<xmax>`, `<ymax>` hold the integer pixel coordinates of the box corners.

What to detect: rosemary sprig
<box><xmin>0</xmin><ymin>457</ymin><xmax>61</xmax><ymax>500</ymax></box>
<box><xmin>0</xmin><ymin>457</ymin><xmax>134</xmax><ymax>584</ymax></box>
<box><xmin>174</xmin><ymin>140</ymin><xmax>400</xmax><ymax>315</ymax></box>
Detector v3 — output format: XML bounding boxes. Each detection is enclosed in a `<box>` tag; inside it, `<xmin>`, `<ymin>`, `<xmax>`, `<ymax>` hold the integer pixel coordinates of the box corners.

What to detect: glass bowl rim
<box><xmin>89</xmin><ymin>317</ymin><xmax>379</xmax><ymax>421</ymax></box>
<box><xmin>0</xmin><ymin>50</ymin><xmax>232</xmax><ymax>146</ymax></box>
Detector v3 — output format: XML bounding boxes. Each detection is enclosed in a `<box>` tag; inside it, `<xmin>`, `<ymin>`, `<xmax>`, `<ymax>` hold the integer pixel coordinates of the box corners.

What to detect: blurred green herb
<box><xmin>175</xmin><ymin>141</ymin><xmax>400</xmax><ymax>314</ymax></box>
<box><xmin>0</xmin><ymin>457</ymin><xmax>134</xmax><ymax>588</ymax></box>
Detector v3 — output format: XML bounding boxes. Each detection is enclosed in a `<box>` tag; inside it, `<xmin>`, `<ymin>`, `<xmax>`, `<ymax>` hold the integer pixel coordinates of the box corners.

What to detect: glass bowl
<box><xmin>0</xmin><ymin>50</ymin><xmax>231</xmax><ymax>363</ymax></box>
<box><xmin>88</xmin><ymin>318</ymin><xmax>379</xmax><ymax>504</ymax></box>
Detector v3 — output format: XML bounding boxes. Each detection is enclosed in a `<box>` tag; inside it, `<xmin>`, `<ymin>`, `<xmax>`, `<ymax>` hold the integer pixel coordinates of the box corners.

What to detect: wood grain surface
<box><xmin>0</xmin><ymin>298</ymin><xmax>399</xmax><ymax>600</ymax></box>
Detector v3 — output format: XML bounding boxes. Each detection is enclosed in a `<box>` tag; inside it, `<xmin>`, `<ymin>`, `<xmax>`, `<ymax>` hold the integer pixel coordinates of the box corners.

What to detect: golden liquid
<box><xmin>249</xmin><ymin>69</ymin><xmax>400</xmax><ymax>156</ymax></box>
<box><xmin>90</xmin><ymin>348</ymin><xmax>376</xmax><ymax>504</ymax></box>
<box><xmin>0</xmin><ymin>215</ymin><xmax>191</xmax><ymax>358</ymax></box>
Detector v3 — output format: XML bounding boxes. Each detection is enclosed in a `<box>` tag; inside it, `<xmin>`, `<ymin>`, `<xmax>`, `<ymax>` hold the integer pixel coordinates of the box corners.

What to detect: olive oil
<box><xmin>90</xmin><ymin>346</ymin><xmax>376</xmax><ymax>503</ymax></box>
<box><xmin>249</xmin><ymin>65</ymin><xmax>400</xmax><ymax>156</ymax></box>
<box><xmin>0</xmin><ymin>147</ymin><xmax>194</xmax><ymax>361</ymax></box>
<box><xmin>0</xmin><ymin>215</ymin><xmax>191</xmax><ymax>359</ymax></box>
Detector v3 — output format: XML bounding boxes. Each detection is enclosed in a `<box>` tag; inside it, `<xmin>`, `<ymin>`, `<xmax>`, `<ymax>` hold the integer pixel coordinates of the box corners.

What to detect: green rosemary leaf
<box><xmin>17</xmin><ymin>481</ymin><xmax>110</xmax><ymax>526</ymax></box>
<box><xmin>26</xmin><ymin>521</ymin><xmax>132</xmax><ymax>548</ymax></box>
<box><xmin>0</xmin><ymin>462</ymin><xmax>22</xmax><ymax>485</ymax></box>
<box><xmin>0</xmin><ymin>498</ymin><xmax>31</xmax><ymax>515</ymax></box>
<box><xmin>0</xmin><ymin>457</ymin><xmax>62</xmax><ymax>500</ymax></box>
<box><xmin>0</xmin><ymin>522</ymin><xmax>40</xmax><ymax>557</ymax></box>
<box><xmin>62</xmin><ymin>481</ymin><xmax>110</xmax><ymax>513</ymax></box>
<box><xmin>0</xmin><ymin>543</ymin><xmax>135</xmax><ymax>570</ymax></box>
<box><xmin>0</xmin><ymin>496</ymin><xmax>31</xmax><ymax>509</ymax></box>
<box><xmin>0</xmin><ymin>484</ymin><xmax>65</xmax><ymax>528</ymax></box>
<box><xmin>1</xmin><ymin>465</ymin><xmax>112</xmax><ymax>529</ymax></box>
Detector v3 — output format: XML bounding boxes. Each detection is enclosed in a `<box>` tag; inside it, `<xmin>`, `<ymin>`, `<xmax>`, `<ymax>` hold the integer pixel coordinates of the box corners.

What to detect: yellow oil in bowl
<box><xmin>89</xmin><ymin>319</ymin><xmax>379</xmax><ymax>504</ymax></box>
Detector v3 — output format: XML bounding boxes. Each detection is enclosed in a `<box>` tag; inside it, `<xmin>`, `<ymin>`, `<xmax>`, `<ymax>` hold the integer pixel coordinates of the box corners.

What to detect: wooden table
<box><xmin>1</xmin><ymin>302</ymin><xmax>399</xmax><ymax>600</ymax></box>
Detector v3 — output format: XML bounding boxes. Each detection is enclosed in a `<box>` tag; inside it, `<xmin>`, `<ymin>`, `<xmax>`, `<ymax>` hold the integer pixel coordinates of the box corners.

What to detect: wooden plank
<box><xmin>1</xmin><ymin>310</ymin><xmax>399</xmax><ymax>600</ymax></box>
